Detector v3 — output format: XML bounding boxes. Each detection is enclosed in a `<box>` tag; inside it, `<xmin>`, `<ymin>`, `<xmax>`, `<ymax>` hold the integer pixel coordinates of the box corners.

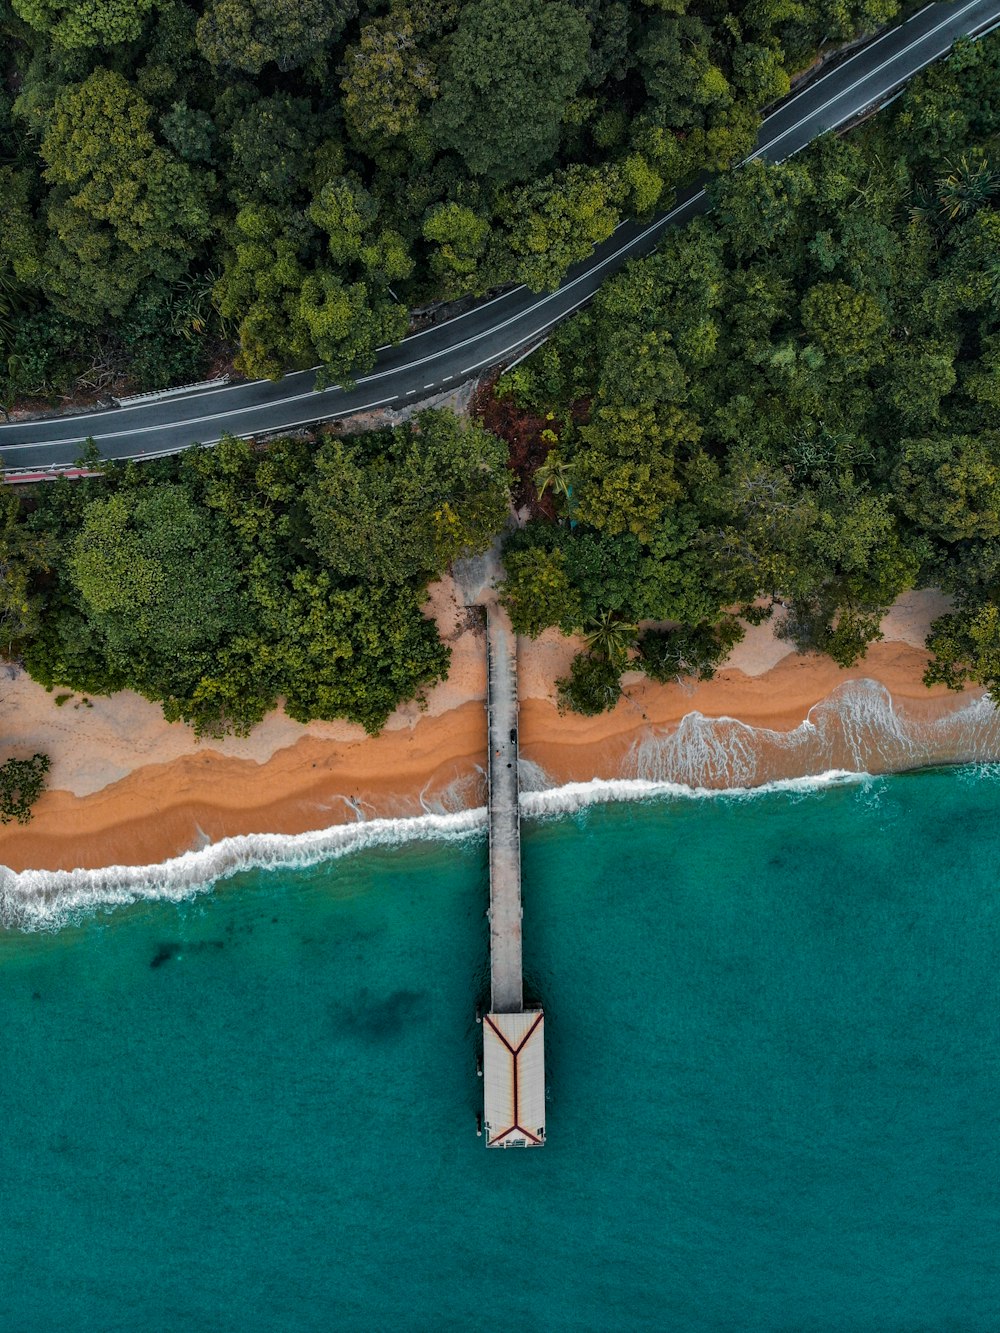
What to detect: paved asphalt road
<box><xmin>3</xmin><ymin>0</ymin><xmax>999</xmax><ymax>475</ymax></box>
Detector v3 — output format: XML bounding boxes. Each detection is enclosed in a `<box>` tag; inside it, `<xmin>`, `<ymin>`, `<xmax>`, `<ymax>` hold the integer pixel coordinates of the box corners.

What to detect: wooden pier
<box><xmin>481</xmin><ymin>603</ymin><xmax>545</xmax><ymax>1148</ymax></box>
<box><xmin>485</xmin><ymin>604</ymin><xmax>523</xmax><ymax>1014</ymax></box>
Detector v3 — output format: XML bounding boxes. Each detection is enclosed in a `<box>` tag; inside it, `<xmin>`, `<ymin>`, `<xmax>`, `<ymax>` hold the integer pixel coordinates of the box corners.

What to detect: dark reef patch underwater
<box><xmin>2</xmin><ymin>770</ymin><xmax>1000</xmax><ymax>1330</ymax></box>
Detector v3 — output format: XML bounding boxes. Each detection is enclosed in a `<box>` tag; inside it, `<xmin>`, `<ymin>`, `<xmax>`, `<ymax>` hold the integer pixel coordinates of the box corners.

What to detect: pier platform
<box><xmin>482</xmin><ymin>1010</ymin><xmax>546</xmax><ymax>1147</ymax></box>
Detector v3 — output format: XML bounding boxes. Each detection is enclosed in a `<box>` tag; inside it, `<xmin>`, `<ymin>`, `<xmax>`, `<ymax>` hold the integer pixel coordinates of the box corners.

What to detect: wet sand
<box><xmin>0</xmin><ymin>587</ymin><xmax>988</xmax><ymax>873</ymax></box>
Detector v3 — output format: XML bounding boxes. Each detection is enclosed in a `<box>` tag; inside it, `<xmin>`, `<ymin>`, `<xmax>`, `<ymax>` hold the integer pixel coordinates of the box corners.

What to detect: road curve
<box><xmin>3</xmin><ymin>0</ymin><xmax>998</xmax><ymax>475</ymax></box>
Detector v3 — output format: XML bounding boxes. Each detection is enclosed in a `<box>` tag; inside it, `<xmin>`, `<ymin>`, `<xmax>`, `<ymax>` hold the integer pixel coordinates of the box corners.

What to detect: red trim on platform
<box><xmin>484</xmin><ymin>1012</ymin><xmax>544</xmax><ymax>1146</ymax></box>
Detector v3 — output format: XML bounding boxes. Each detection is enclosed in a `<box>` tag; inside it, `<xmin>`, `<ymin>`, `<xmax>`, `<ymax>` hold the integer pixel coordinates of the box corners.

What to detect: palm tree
<box><xmin>936</xmin><ymin>154</ymin><xmax>1000</xmax><ymax>223</ymax></box>
<box><xmin>584</xmin><ymin>609</ymin><xmax>638</xmax><ymax>665</ymax></box>
<box><xmin>534</xmin><ymin>454</ymin><xmax>573</xmax><ymax>502</ymax></box>
<box><xmin>907</xmin><ymin>184</ymin><xmax>942</xmax><ymax>231</ymax></box>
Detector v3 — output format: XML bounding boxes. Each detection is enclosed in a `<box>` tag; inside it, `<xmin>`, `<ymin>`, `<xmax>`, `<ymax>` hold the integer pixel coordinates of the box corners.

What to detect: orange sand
<box><xmin>0</xmin><ymin>586</ymin><xmax>985</xmax><ymax>873</ymax></box>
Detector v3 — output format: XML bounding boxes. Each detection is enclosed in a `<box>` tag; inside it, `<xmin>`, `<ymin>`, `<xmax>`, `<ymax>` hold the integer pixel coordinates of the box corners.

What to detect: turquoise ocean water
<box><xmin>2</xmin><ymin>769</ymin><xmax>1000</xmax><ymax>1330</ymax></box>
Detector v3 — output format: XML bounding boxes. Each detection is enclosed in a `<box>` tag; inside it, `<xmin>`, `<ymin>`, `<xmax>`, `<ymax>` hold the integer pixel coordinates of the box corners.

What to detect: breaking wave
<box><xmin>0</xmin><ymin>809</ymin><xmax>486</xmax><ymax>932</ymax></box>
<box><xmin>628</xmin><ymin>679</ymin><xmax>1000</xmax><ymax>788</ymax></box>
<box><xmin>2</xmin><ymin>679</ymin><xmax>999</xmax><ymax>931</ymax></box>
<box><xmin>0</xmin><ymin>771</ymin><xmax>865</xmax><ymax>932</ymax></box>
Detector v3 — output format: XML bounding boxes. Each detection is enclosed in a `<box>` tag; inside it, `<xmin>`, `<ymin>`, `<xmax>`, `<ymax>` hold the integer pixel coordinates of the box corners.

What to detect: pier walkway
<box><xmin>485</xmin><ymin>603</ymin><xmax>523</xmax><ymax>1014</ymax></box>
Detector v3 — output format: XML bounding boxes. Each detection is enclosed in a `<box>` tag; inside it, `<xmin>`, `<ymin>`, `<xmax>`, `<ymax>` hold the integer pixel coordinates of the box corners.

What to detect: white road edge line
<box><xmin>1</xmin><ymin>0</ymin><xmax>992</xmax><ymax>457</ymax></box>
<box><xmin>0</xmin><ymin>197</ymin><xmax>708</xmax><ymax>449</ymax></box>
<box><xmin>748</xmin><ymin>0</ymin><xmax>984</xmax><ymax>160</ymax></box>
<box><xmin>500</xmin><ymin>337</ymin><xmax>551</xmax><ymax>375</ymax></box>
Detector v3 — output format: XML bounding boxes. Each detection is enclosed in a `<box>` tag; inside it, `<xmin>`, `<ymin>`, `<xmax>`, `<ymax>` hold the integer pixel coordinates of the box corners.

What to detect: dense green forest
<box><xmin>0</xmin><ymin>411</ymin><xmax>508</xmax><ymax>735</ymax></box>
<box><xmin>0</xmin><ymin>0</ymin><xmax>896</xmax><ymax>403</ymax></box>
<box><xmin>3</xmin><ymin>28</ymin><xmax>1000</xmax><ymax>742</ymax></box>
<box><xmin>496</xmin><ymin>34</ymin><xmax>1000</xmax><ymax>712</ymax></box>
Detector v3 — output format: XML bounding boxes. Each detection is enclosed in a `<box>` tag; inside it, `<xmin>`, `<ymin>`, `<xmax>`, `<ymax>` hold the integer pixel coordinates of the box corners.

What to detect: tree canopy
<box><xmin>431</xmin><ymin>0</ymin><xmax>590</xmax><ymax>185</ymax></box>
<box><xmin>10</xmin><ymin>413</ymin><xmax>508</xmax><ymax>737</ymax></box>
<box><xmin>0</xmin><ymin>0</ymin><xmax>908</xmax><ymax>402</ymax></box>
<box><xmin>489</xmin><ymin>36</ymin><xmax>1000</xmax><ymax>708</ymax></box>
<box><xmin>6</xmin><ymin>3</ymin><xmax>1000</xmax><ymax>730</ymax></box>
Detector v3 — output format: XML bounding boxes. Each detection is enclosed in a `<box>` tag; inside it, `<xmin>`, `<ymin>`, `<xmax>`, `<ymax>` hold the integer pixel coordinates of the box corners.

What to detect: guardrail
<box><xmin>112</xmin><ymin>375</ymin><xmax>230</xmax><ymax>407</ymax></box>
<box><xmin>2</xmin><ymin>466</ymin><xmax>104</xmax><ymax>485</ymax></box>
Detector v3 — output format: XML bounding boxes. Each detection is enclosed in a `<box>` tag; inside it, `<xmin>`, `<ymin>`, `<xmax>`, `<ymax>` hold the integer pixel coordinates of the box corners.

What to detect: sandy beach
<box><xmin>0</xmin><ymin>584</ymin><xmax>991</xmax><ymax>873</ymax></box>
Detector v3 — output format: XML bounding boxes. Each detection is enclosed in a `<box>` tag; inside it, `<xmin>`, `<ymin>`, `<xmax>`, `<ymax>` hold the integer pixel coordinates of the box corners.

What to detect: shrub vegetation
<box><xmin>495</xmin><ymin>37</ymin><xmax>1000</xmax><ymax>709</ymax></box>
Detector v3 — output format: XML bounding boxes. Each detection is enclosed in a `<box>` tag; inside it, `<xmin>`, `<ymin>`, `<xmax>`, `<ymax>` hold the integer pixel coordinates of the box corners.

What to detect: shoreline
<box><xmin>0</xmin><ymin>585</ymin><xmax>994</xmax><ymax>876</ymax></box>
<box><xmin>0</xmin><ymin>645</ymin><xmax>992</xmax><ymax>877</ymax></box>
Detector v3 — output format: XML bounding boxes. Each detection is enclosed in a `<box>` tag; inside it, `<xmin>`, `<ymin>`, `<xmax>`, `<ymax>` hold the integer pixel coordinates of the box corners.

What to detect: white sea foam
<box><xmin>3</xmin><ymin>679</ymin><xmax>998</xmax><ymax>931</ymax></box>
<box><xmin>0</xmin><ymin>809</ymin><xmax>486</xmax><ymax>932</ymax></box>
<box><xmin>629</xmin><ymin>679</ymin><xmax>1000</xmax><ymax>788</ymax></box>
<box><xmin>0</xmin><ymin>770</ymin><xmax>866</xmax><ymax>931</ymax></box>
<box><xmin>519</xmin><ymin>767</ymin><xmax>867</xmax><ymax>818</ymax></box>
